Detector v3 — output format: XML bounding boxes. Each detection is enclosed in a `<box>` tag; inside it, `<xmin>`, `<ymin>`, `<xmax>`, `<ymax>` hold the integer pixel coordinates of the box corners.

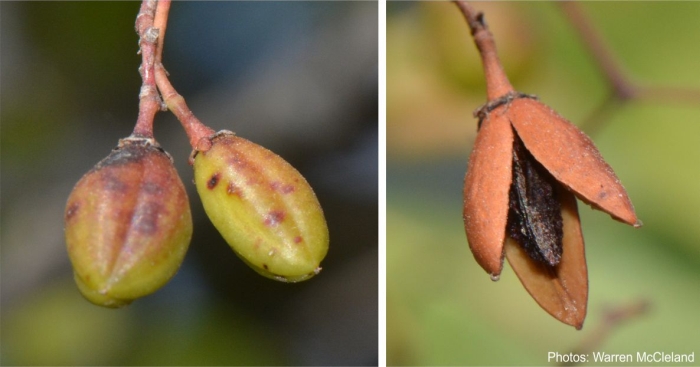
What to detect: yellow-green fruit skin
<box><xmin>194</xmin><ymin>132</ymin><xmax>329</xmax><ymax>282</ymax></box>
<box><xmin>65</xmin><ymin>138</ymin><xmax>192</xmax><ymax>307</ymax></box>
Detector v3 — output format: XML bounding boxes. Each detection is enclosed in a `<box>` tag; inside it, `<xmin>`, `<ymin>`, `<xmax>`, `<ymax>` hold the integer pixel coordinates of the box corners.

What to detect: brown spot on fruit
<box><xmin>132</xmin><ymin>202</ymin><xmax>162</xmax><ymax>235</ymax></box>
<box><xmin>270</xmin><ymin>181</ymin><xmax>295</xmax><ymax>194</ymax></box>
<box><xmin>142</xmin><ymin>181</ymin><xmax>163</xmax><ymax>195</ymax></box>
<box><xmin>65</xmin><ymin>203</ymin><xmax>80</xmax><ymax>221</ymax></box>
<box><xmin>294</xmin><ymin>236</ymin><xmax>303</xmax><ymax>244</ymax></box>
<box><xmin>264</xmin><ymin>211</ymin><xmax>285</xmax><ymax>226</ymax></box>
<box><xmin>103</xmin><ymin>174</ymin><xmax>128</xmax><ymax>193</ymax></box>
<box><xmin>227</xmin><ymin>182</ymin><xmax>242</xmax><ymax>197</ymax></box>
<box><xmin>263</xmin><ymin>264</ymin><xmax>269</xmax><ymax>270</ymax></box>
<box><xmin>207</xmin><ymin>173</ymin><xmax>220</xmax><ymax>189</ymax></box>
<box><xmin>228</xmin><ymin>156</ymin><xmax>247</xmax><ymax>169</ymax></box>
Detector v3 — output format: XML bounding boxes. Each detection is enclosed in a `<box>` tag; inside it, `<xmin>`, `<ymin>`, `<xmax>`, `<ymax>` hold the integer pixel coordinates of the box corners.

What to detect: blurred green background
<box><xmin>1</xmin><ymin>2</ymin><xmax>377</xmax><ymax>365</ymax></box>
<box><xmin>388</xmin><ymin>2</ymin><xmax>700</xmax><ymax>366</ymax></box>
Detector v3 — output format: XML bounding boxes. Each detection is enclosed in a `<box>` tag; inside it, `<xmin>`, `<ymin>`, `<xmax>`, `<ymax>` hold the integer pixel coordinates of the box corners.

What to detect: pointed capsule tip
<box><xmin>633</xmin><ymin>220</ymin><xmax>643</xmax><ymax>228</ymax></box>
<box><xmin>489</xmin><ymin>273</ymin><xmax>500</xmax><ymax>282</ymax></box>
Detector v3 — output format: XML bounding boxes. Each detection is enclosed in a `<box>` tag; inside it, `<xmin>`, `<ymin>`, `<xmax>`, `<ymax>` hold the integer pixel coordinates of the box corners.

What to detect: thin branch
<box><xmin>559</xmin><ymin>3</ymin><xmax>700</xmax><ymax>134</ymax></box>
<box><xmin>561</xmin><ymin>299</ymin><xmax>651</xmax><ymax>366</ymax></box>
<box><xmin>453</xmin><ymin>1</ymin><xmax>514</xmax><ymax>101</ymax></box>
<box><xmin>636</xmin><ymin>85</ymin><xmax>700</xmax><ymax>106</ymax></box>
<box><xmin>132</xmin><ymin>0</ymin><xmax>162</xmax><ymax>138</ymax></box>
<box><xmin>576</xmin><ymin>95</ymin><xmax>621</xmax><ymax>138</ymax></box>
<box><xmin>151</xmin><ymin>0</ymin><xmax>215</xmax><ymax>155</ymax></box>
<box><xmin>558</xmin><ymin>2</ymin><xmax>636</xmax><ymax>102</ymax></box>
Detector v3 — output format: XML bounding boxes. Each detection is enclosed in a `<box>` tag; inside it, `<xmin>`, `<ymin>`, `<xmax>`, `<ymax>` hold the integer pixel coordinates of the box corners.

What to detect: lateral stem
<box><xmin>151</xmin><ymin>0</ymin><xmax>216</xmax><ymax>154</ymax></box>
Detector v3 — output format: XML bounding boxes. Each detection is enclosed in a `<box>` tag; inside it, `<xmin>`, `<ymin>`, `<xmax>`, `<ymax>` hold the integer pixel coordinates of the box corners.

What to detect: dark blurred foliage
<box><xmin>1</xmin><ymin>2</ymin><xmax>377</xmax><ymax>365</ymax></box>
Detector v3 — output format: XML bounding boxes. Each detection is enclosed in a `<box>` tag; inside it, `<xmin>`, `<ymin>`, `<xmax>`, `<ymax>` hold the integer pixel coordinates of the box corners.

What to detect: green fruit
<box><xmin>65</xmin><ymin>137</ymin><xmax>192</xmax><ymax>307</ymax></box>
<box><xmin>193</xmin><ymin>131</ymin><xmax>329</xmax><ymax>282</ymax></box>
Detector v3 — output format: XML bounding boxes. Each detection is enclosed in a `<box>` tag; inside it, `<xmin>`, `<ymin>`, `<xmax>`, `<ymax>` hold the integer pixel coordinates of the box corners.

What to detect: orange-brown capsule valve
<box><xmin>65</xmin><ymin>137</ymin><xmax>192</xmax><ymax>307</ymax></box>
<box><xmin>507</xmin><ymin>97</ymin><xmax>640</xmax><ymax>227</ymax></box>
<box><xmin>463</xmin><ymin>94</ymin><xmax>638</xmax><ymax>328</ymax></box>
<box><xmin>463</xmin><ymin>110</ymin><xmax>514</xmax><ymax>277</ymax></box>
<box><xmin>193</xmin><ymin>131</ymin><xmax>329</xmax><ymax>283</ymax></box>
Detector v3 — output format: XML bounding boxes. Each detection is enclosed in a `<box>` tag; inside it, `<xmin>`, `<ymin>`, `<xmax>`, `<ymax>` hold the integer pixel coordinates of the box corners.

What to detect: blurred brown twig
<box><xmin>561</xmin><ymin>299</ymin><xmax>652</xmax><ymax>366</ymax></box>
<box><xmin>559</xmin><ymin>2</ymin><xmax>700</xmax><ymax>136</ymax></box>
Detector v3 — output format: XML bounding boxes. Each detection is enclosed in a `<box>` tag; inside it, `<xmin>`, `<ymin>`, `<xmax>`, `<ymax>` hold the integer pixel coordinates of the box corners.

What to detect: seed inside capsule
<box><xmin>507</xmin><ymin>133</ymin><xmax>563</xmax><ymax>267</ymax></box>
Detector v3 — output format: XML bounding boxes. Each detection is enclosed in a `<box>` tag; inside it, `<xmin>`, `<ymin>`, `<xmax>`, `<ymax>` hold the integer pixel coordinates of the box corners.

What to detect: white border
<box><xmin>378</xmin><ymin>0</ymin><xmax>387</xmax><ymax>366</ymax></box>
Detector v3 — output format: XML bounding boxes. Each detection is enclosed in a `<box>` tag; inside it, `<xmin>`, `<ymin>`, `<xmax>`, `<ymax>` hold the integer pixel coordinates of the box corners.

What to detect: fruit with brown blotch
<box><xmin>65</xmin><ymin>137</ymin><xmax>192</xmax><ymax>307</ymax></box>
<box><xmin>193</xmin><ymin>131</ymin><xmax>329</xmax><ymax>283</ymax></box>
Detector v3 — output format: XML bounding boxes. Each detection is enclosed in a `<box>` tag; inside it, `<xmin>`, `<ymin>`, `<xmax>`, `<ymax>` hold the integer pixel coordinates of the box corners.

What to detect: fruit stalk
<box><xmin>151</xmin><ymin>0</ymin><xmax>215</xmax><ymax>153</ymax></box>
<box><xmin>132</xmin><ymin>0</ymin><xmax>162</xmax><ymax>139</ymax></box>
<box><xmin>453</xmin><ymin>0</ymin><xmax>514</xmax><ymax>100</ymax></box>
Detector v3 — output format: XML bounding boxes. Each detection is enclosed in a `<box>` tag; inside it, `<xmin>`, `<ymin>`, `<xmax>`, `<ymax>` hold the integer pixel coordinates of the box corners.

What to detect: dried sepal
<box><xmin>65</xmin><ymin>137</ymin><xmax>192</xmax><ymax>307</ymax></box>
<box><xmin>463</xmin><ymin>111</ymin><xmax>514</xmax><ymax>277</ymax></box>
<box><xmin>505</xmin><ymin>187</ymin><xmax>588</xmax><ymax>329</ymax></box>
<box><xmin>508</xmin><ymin>98</ymin><xmax>640</xmax><ymax>226</ymax></box>
<box><xmin>193</xmin><ymin>131</ymin><xmax>329</xmax><ymax>283</ymax></box>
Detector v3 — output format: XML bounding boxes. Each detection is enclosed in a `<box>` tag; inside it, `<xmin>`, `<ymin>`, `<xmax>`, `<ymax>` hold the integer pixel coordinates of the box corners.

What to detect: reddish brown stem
<box><xmin>153</xmin><ymin>0</ymin><xmax>171</xmax><ymax>64</ymax></box>
<box><xmin>561</xmin><ymin>299</ymin><xmax>651</xmax><ymax>366</ymax></box>
<box><xmin>132</xmin><ymin>0</ymin><xmax>161</xmax><ymax>138</ymax></box>
<box><xmin>155</xmin><ymin>66</ymin><xmax>216</xmax><ymax>152</ymax></box>
<box><xmin>453</xmin><ymin>1</ymin><xmax>514</xmax><ymax>101</ymax></box>
<box><xmin>151</xmin><ymin>0</ymin><xmax>216</xmax><ymax>154</ymax></box>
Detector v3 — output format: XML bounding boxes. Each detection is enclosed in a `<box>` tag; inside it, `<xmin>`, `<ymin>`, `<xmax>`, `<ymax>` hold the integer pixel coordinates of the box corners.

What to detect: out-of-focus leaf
<box><xmin>1</xmin><ymin>280</ymin><xmax>132</xmax><ymax>366</ymax></box>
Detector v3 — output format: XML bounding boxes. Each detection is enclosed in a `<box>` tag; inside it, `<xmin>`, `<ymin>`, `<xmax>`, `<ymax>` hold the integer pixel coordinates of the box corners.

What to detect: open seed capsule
<box><xmin>65</xmin><ymin>137</ymin><xmax>192</xmax><ymax>307</ymax></box>
<box><xmin>193</xmin><ymin>131</ymin><xmax>329</xmax><ymax>282</ymax></box>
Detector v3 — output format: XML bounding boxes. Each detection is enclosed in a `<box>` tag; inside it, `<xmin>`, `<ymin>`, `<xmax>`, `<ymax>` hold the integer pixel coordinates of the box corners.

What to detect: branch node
<box><xmin>143</xmin><ymin>27</ymin><xmax>160</xmax><ymax>44</ymax></box>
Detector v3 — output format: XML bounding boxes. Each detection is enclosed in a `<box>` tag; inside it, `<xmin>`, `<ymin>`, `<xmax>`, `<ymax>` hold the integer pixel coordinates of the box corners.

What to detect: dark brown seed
<box><xmin>505</xmin><ymin>186</ymin><xmax>588</xmax><ymax>329</ymax></box>
<box><xmin>507</xmin><ymin>134</ymin><xmax>563</xmax><ymax>266</ymax></box>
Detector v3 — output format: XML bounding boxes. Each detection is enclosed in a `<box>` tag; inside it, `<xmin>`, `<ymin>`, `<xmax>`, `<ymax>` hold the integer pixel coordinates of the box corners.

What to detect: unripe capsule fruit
<box><xmin>193</xmin><ymin>131</ymin><xmax>329</xmax><ymax>282</ymax></box>
<box><xmin>65</xmin><ymin>137</ymin><xmax>192</xmax><ymax>307</ymax></box>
